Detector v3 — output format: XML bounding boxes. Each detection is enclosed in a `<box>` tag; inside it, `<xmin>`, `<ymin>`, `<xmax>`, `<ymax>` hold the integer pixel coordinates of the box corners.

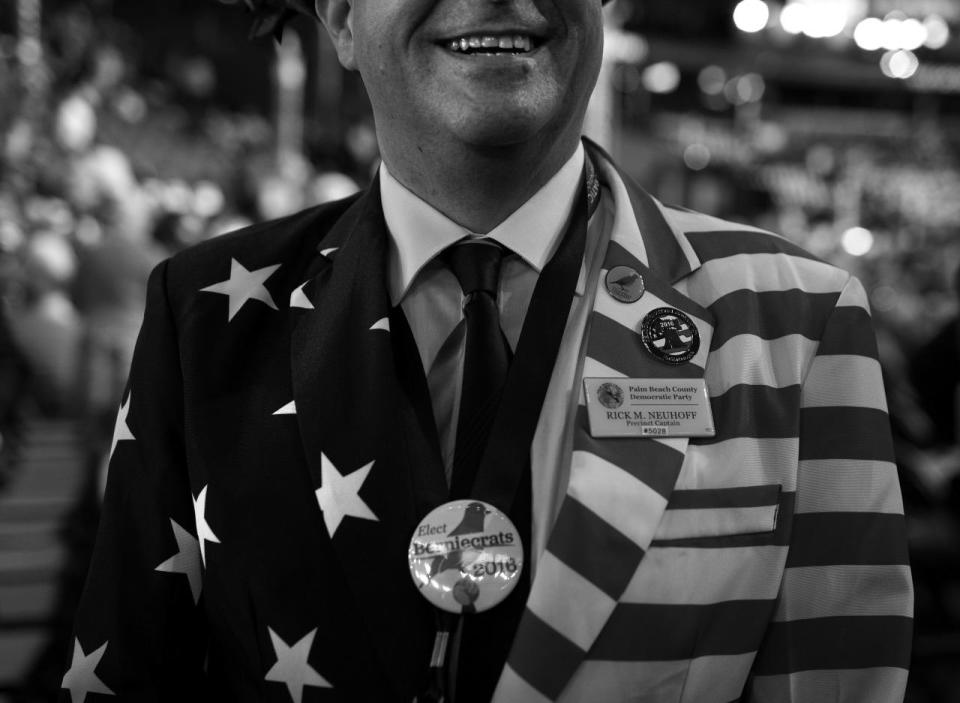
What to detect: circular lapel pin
<box><xmin>408</xmin><ymin>500</ymin><xmax>524</xmax><ymax>614</ymax></box>
<box><xmin>605</xmin><ymin>266</ymin><xmax>645</xmax><ymax>303</ymax></box>
<box><xmin>640</xmin><ymin>307</ymin><xmax>700</xmax><ymax>365</ymax></box>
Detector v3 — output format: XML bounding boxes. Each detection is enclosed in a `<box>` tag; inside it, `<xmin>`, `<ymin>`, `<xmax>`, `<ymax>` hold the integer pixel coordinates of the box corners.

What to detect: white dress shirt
<box><xmin>380</xmin><ymin>143</ymin><xmax>613</xmax><ymax>567</ymax></box>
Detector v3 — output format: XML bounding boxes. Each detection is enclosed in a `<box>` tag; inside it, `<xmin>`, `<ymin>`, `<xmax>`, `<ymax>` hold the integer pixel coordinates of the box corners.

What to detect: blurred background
<box><xmin>0</xmin><ymin>0</ymin><xmax>958</xmax><ymax>700</ymax></box>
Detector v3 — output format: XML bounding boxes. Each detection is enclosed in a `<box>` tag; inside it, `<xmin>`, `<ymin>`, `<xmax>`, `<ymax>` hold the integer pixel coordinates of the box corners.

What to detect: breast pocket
<box><xmin>652</xmin><ymin>484</ymin><xmax>782</xmax><ymax>541</ymax></box>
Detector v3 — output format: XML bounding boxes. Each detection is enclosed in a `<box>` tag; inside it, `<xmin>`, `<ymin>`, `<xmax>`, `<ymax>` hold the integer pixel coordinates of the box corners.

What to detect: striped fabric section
<box><xmin>795</xmin><ymin>459</ymin><xmax>901</xmax><ymax>514</ymax></box>
<box><xmin>661</xmin><ymin>208</ymin><xmax>770</xmax><ymax>238</ymax></box>
<box><xmin>678</xmin><ymin>222</ymin><xmax>819</xmax><ymax>262</ymax></box>
<box><xmin>753</xmin><ymin>616</ymin><xmax>912</xmax><ymax>672</ymax></box>
<box><xmin>748</xmin><ymin>666</ymin><xmax>910</xmax><ymax>703</ymax></box>
<box><xmin>620</xmin><ymin>545</ymin><xmax>786</xmax><ymax>603</ymax></box>
<box><xmin>706</xmin><ymin>334</ymin><xmax>817</xmax><ymax>396</ymax></box>
<box><xmin>801</xmin><ymin>355</ymin><xmax>887</xmax><ymax>410</ymax></box>
<box><xmin>613</xmin><ymin>178</ymin><xmax>694</xmax><ymax>283</ymax></box>
<box><xmin>773</xmin><ymin>565</ymin><xmax>913</xmax><ymax>621</ymax></box>
<box><xmin>705</xmin><ymin>335</ymin><xmax>817</xmax><ymax>397</ymax></box>
<box><xmin>559</xmin><ymin>659</ymin><xmax>690</xmax><ymax>703</ymax></box>
<box><xmin>566</xmin><ymin>451</ymin><xmax>671</xmax><ymax>545</ymax></box>
<box><xmin>497</xmin><ymin>155</ymin><xmax>910</xmax><ymax>701</ymax></box>
<box><xmin>698</xmin><ymin>385</ymin><xmax>801</xmax><ymax>445</ymax></box>
<box><xmin>689</xmin><ymin>253</ymin><xmax>848</xmax><ymax>303</ymax></box>
<box><xmin>679</xmin><ymin>437</ymin><xmax>801</xmax><ymax>492</ymax></box>
<box><xmin>572</xmin><ymin>412</ymin><xmax>688</xmax><ymax>499</ymax></box>
<box><xmin>496</xmin><ymin>180</ymin><xmax>717</xmax><ymax>699</ymax></box>
<box><xmin>705</xmin><ymin>290</ymin><xmax>844</xmax><ymax>350</ymax></box>
<box><xmin>676</xmin><ymin>216</ymin><xmax>911</xmax><ymax>700</ymax></box>
<box><xmin>590</xmin><ymin>600</ymin><xmax>777</xmax><ymax>660</ymax></box>
<box><xmin>559</xmin><ymin>653</ymin><xmax>757</xmax><ymax>703</ymax></box>
<box><xmin>495</xmin><ymin>665</ymin><xmax>553</xmax><ymax>703</ymax></box>
<box><xmin>524</xmin><ymin>551</ymin><xmax>619</xmax><ymax>651</ymax></box>
<box><xmin>679</xmin><ymin>653</ymin><xmax>759</xmax><ymax>703</ymax></box>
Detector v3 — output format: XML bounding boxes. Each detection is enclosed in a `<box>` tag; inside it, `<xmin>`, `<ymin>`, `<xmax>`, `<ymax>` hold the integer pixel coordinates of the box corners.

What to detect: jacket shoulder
<box><xmin>663</xmin><ymin>206</ymin><xmax>854</xmax><ymax>295</ymax></box>
<box><xmin>169</xmin><ymin>195</ymin><xmax>360</xmax><ymax>274</ymax></box>
<box><xmin>159</xmin><ymin>194</ymin><xmax>362</xmax><ymax>308</ymax></box>
<box><xmin>662</xmin><ymin>206</ymin><xmax>822</xmax><ymax>264</ymax></box>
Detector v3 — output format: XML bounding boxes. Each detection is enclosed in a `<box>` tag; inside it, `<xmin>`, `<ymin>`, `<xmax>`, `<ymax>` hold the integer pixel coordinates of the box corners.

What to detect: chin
<box><xmin>461</xmin><ymin>122</ymin><xmax>541</xmax><ymax>148</ymax></box>
<box><xmin>447</xmin><ymin>101</ymin><xmax>558</xmax><ymax>150</ymax></box>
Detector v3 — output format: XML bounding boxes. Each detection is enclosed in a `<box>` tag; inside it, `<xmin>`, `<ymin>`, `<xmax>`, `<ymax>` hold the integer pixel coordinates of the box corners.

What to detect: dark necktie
<box><xmin>443</xmin><ymin>239</ymin><xmax>511</xmax><ymax>498</ymax></box>
<box><xmin>441</xmin><ymin>238</ymin><xmax>530</xmax><ymax>703</ymax></box>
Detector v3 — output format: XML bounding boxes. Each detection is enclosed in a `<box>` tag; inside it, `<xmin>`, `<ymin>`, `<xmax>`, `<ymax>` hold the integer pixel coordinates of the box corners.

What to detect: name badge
<box><xmin>584</xmin><ymin>378</ymin><xmax>716</xmax><ymax>438</ymax></box>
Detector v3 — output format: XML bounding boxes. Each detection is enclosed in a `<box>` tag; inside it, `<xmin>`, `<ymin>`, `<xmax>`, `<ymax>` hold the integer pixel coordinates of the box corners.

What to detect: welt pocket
<box><xmin>653</xmin><ymin>484</ymin><xmax>782</xmax><ymax>540</ymax></box>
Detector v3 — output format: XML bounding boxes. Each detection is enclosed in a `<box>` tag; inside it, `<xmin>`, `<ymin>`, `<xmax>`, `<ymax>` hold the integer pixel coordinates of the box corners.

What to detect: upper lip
<box><xmin>434</xmin><ymin>26</ymin><xmax>548</xmax><ymax>43</ymax></box>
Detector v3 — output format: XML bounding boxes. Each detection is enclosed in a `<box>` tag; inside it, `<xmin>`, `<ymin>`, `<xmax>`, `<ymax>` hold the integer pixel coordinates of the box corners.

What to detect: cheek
<box><xmin>355</xmin><ymin>39</ymin><xmax>396</xmax><ymax>89</ymax></box>
<box><xmin>570</xmin><ymin>24</ymin><xmax>604</xmax><ymax>94</ymax></box>
<box><xmin>354</xmin><ymin>41</ymin><xmax>423</xmax><ymax>126</ymax></box>
<box><xmin>571</xmin><ymin>3</ymin><xmax>605</xmax><ymax>58</ymax></box>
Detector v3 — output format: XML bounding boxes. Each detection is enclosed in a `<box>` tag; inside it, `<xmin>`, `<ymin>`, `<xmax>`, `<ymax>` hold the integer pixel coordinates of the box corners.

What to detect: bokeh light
<box><xmin>683</xmin><ymin>144</ymin><xmax>712</xmax><ymax>170</ymax></box>
<box><xmin>642</xmin><ymin>61</ymin><xmax>682</xmax><ymax>94</ymax></box>
<box><xmin>733</xmin><ymin>0</ymin><xmax>771</xmax><ymax>34</ymax></box>
<box><xmin>841</xmin><ymin>227</ymin><xmax>875</xmax><ymax>256</ymax></box>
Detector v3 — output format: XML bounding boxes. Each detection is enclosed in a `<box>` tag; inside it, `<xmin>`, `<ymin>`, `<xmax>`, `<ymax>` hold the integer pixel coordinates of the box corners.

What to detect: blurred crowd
<box><xmin>0</xmin><ymin>1</ymin><xmax>374</xmax><ymax>491</ymax></box>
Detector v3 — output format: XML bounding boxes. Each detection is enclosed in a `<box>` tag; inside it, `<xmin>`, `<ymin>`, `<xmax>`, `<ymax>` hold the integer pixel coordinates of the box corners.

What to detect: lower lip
<box><xmin>439</xmin><ymin>45</ymin><xmax>543</xmax><ymax>63</ymax></box>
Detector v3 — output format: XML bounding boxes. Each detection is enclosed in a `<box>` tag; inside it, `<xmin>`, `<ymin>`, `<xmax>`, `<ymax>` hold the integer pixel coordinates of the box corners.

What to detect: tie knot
<box><xmin>444</xmin><ymin>239</ymin><xmax>505</xmax><ymax>298</ymax></box>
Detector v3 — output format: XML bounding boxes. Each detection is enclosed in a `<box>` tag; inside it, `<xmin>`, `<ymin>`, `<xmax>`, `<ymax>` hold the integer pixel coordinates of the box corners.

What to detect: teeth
<box><xmin>446</xmin><ymin>34</ymin><xmax>534</xmax><ymax>54</ymax></box>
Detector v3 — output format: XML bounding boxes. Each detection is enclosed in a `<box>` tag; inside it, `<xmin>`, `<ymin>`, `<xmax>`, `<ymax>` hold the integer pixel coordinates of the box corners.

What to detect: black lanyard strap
<box><xmin>466</xmin><ymin>160</ymin><xmax>594</xmax><ymax>510</ymax></box>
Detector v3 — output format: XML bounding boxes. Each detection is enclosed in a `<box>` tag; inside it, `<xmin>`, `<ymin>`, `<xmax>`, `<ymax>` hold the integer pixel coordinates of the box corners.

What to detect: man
<box><xmin>62</xmin><ymin>1</ymin><xmax>913</xmax><ymax>701</ymax></box>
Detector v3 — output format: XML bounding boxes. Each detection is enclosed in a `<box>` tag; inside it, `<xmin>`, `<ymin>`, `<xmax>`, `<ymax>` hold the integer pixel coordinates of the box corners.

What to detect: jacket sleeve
<box><xmin>745</xmin><ymin>275</ymin><xmax>913</xmax><ymax>702</ymax></box>
<box><xmin>60</xmin><ymin>260</ymin><xmax>209</xmax><ymax>701</ymax></box>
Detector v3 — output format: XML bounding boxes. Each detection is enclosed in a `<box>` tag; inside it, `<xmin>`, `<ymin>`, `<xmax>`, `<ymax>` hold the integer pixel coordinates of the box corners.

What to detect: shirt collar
<box><xmin>380</xmin><ymin>143</ymin><xmax>586</xmax><ymax>305</ymax></box>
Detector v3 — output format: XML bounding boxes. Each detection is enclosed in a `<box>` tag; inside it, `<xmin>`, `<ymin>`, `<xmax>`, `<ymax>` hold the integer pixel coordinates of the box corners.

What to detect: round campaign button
<box><xmin>640</xmin><ymin>307</ymin><xmax>700</xmax><ymax>365</ymax></box>
<box><xmin>605</xmin><ymin>266</ymin><xmax>645</xmax><ymax>303</ymax></box>
<box><xmin>408</xmin><ymin>500</ymin><xmax>524</xmax><ymax>614</ymax></box>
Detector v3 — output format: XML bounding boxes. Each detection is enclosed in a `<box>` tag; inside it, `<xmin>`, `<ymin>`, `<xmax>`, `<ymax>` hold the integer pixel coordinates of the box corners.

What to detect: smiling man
<box><xmin>319</xmin><ymin>0</ymin><xmax>603</xmax><ymax>234</ymax></box>
<box><xmin>62</xmin><ymin>1</ymin><xmax>912</xmax><ymax>702</ymax></box>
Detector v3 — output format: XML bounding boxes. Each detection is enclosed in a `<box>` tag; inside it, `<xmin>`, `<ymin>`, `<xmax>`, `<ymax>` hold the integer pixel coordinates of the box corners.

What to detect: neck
<box><xmin>379</xmin><ymin>134</ymin><xmax>581</xmax><ymax>234</ymax></box>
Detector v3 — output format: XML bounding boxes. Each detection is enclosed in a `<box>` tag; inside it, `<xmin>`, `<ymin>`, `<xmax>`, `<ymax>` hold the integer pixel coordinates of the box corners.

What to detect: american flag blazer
<box><xmin>62</xmin><ymin>145</ymin><xmax>912</xmax><ymax>703</ymax></box>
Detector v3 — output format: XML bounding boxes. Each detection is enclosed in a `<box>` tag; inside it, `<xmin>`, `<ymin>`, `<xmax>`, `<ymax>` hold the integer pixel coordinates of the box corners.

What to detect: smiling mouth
<box><xmin>442</xmin><ymin>34</ymin><xmax>539</xmax><ymax>55</ymax></box>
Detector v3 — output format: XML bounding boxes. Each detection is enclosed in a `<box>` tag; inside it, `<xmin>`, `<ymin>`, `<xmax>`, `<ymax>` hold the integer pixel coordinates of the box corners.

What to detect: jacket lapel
<box><xmin>495</xmin><ymin>148</ymin><xmax>715</xmax><ymax>702</ymax></box>
<box><xmin>289</xmin><ymin>182</ymin><xmax>434</xmax><ymax>699</ymax></box>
